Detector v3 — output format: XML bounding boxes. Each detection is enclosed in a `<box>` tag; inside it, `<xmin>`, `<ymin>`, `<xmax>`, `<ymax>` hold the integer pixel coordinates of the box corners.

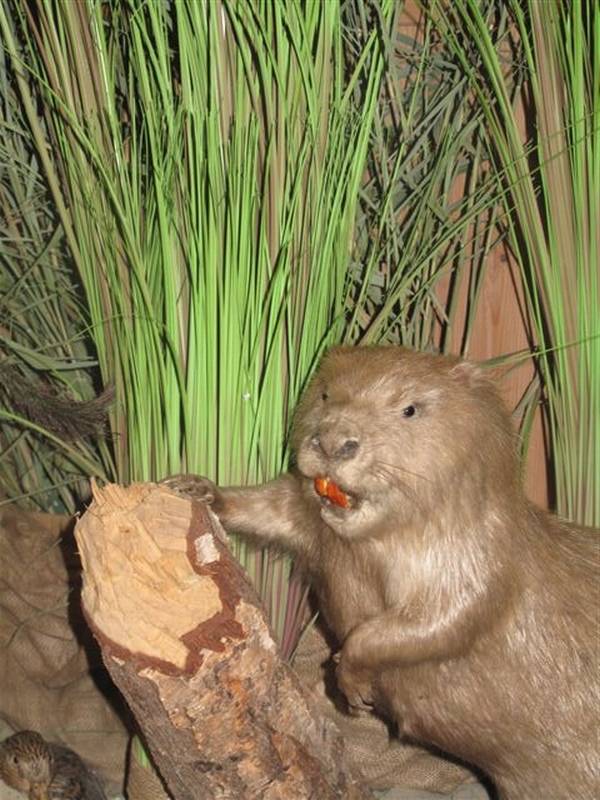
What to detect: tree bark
<box><xmin>74</xmin><ymin>482</ymin><xmax>371</xmax><ymax>800</ymax></box>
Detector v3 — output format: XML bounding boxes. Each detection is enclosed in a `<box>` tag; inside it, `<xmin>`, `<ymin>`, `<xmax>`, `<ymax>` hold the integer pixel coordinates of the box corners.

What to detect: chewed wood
<box><xmin>76</xmin><ymin>482</ymin><xmax>234</xmax><ymax>674</ymax></box>
<box><xmin>74</xmin><ymin>482</ymin><xmax>371</xmax><ymax>800</ymax></box>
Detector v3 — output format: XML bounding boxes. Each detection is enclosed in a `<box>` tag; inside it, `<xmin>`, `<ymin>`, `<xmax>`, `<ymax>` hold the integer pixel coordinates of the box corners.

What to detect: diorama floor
<box><xmin>0</xmin><ymin>718</ymin><xmax>492</xmax><ymax>800</ymax></box>
<box><xmin>0</xmin><ymin>779</ymin><xmax>490</xmax><ymax>800</ymax></box>
<box><xmin>379</xmin><ymin>783</ymin><xmax>490</xmax><ymax>800</ymax></box>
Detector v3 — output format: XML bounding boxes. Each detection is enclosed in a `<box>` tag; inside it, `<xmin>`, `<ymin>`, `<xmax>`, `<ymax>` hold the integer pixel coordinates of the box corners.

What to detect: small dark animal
<box><xmin>0</xmin><ymin>731</ymin><xmax>106</xmax><ymax>800</ymax></box>
<box><xmin>168</xmin><ymin>346</ymin><xmax>599</xmax><ymax>800</ymax></box>
<box><xmin>0</xmin><ymin>363</ymin><xmax>112</xmax><ymax>441</ymax></box>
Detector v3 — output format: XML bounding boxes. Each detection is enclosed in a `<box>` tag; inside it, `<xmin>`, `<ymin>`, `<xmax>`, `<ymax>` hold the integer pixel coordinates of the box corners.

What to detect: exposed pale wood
<box><xmin>74</xmin><ymin>482</ymin><xmax>371</xmax><ymax>800</ymax></box>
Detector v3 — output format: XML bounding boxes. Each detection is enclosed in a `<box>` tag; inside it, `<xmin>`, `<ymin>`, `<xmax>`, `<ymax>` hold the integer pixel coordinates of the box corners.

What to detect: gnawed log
<box><xmin>74</xmin><ymin>482</ymin><xmax>372</xmax><ymax>800</ymax></box>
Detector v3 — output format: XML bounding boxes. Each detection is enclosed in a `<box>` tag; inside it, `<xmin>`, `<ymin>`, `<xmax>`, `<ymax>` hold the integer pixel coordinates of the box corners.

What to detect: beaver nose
<box><xmin>311</xmin><ymin>434</ymin><xmax>359</xmax><ymax>461</ymax></box>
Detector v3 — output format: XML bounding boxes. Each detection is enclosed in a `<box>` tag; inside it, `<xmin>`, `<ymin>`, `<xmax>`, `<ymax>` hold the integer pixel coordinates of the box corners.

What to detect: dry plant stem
<box><xmin>74</xmin><ymin>482</ymin><xmax>371</xmax><ymax>800</ymax></box>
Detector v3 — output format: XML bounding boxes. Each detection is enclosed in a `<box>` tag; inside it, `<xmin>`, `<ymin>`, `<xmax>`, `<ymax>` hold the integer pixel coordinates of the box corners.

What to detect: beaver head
<box><xmin>292</xmin><ymin>346</ymin><xmax>519</xmax><ymax>538</ymax></box>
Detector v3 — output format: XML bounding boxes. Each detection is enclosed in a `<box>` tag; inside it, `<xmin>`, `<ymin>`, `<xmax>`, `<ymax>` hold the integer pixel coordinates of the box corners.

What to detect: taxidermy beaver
<box><xmin>168</xmin><ymin>346</ymin><xmax>599</xmax><ymax>800</ymax></box>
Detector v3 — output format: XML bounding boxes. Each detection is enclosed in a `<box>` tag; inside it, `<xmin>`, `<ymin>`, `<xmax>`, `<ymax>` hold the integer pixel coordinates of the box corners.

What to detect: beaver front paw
<box><xmin>334</xmin><ymin>650</ymin><xmax>374</xmax><ymax>716</ymax></box>
<box><xmin>161</xmin><ymin>474</ymin><xmax>219</xmax><ymax>506</ymax></box>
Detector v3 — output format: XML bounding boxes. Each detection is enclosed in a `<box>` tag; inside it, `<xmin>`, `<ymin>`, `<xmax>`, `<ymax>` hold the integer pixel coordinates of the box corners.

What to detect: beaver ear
<box><xmin>450</xmin><ymin>359</ymin><xmax>484</xmax><ymax>387</ymax></box>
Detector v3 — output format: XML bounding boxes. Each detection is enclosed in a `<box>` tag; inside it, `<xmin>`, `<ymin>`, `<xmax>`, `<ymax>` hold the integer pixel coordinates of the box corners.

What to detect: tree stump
<box><xmin>74</xmin><ymin>482</ymin><xmax>372</xmax><ymax>800</ymax></box>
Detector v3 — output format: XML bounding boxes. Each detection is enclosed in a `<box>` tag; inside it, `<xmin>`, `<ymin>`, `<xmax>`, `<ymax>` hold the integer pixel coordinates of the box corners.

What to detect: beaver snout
<box><xmin>310</xmin><ymin>433</ymin><xmax>360</xmax><ymax>461</ymax></box>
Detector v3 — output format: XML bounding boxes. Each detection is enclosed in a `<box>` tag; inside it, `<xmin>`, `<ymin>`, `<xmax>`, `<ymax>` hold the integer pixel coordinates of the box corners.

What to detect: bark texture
<box><xmin>74</xmin><ymin>482</ymin><xmax>371</xmax><ymax>800</ymax></box>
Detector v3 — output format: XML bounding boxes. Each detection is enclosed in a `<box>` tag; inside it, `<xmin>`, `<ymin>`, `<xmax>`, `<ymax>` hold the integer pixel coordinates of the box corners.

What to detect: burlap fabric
<box><xmin>0</xmin><ymin>505</ymin><xmax>130</xmax><ymax>795</ymax></box>
<box><xmin>292</xmin><ymin>624</ymin><xmax>477</xmax><ymax>793</ymax></box>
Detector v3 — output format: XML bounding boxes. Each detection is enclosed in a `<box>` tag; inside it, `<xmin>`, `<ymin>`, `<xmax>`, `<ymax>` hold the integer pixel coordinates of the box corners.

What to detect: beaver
<box><xmin>168</xmin><ymin>346</ymin><xmax>599</xmax><ymax>800</ymax></box>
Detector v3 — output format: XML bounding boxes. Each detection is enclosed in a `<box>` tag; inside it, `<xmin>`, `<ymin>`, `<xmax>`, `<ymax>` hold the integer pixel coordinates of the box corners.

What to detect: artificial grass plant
<box><xmin>1</xmin><ymin>0</ymin><xmax>523</xmax><ymax>652</ymax></box>
<box><xmin>428</xmin><ymin>0</ymin><xmax>599</xmax><ymax>527</ymax></box>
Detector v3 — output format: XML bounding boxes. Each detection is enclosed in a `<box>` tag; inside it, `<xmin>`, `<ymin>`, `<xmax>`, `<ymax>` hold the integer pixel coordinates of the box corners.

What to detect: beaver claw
<box><xmin>335</xmin><ymin>653</ymin><xmax>375</xmax><ymax>716</ymax></box>
<box><xmin>161</xmin><ymin>473</ymin><xmax>218</xmax><ymax>505</ymax></box>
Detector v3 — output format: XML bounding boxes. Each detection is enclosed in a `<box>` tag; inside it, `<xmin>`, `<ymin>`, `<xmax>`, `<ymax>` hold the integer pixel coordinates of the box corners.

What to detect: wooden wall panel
<box><xmin>398</xmin><ymin>1</ymin><xmax>549</xmax><ymax>507</ymax></box>
<box><xmin>461</xmin><ymin>248</ymin><xmax>549</xmax><ymax>507</ymax></box>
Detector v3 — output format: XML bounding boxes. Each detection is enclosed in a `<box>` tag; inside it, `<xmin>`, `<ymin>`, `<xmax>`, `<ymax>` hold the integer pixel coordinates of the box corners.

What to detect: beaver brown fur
<box><xmin>168</xmin><ymin>346</ymin><xmax>599</xmax><ymax>799</ymax></box>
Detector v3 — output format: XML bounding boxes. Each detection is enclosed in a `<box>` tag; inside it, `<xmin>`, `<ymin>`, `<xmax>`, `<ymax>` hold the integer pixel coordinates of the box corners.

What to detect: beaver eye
<box><xmin>321</xmin><ymin>391</ymin><xmax>329</xmax><ymax>402</ymax></box>
<box><xmin>402</xmin><ymin>404</ymin><xmax>417</xmax><ymax>418</ymax></box>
